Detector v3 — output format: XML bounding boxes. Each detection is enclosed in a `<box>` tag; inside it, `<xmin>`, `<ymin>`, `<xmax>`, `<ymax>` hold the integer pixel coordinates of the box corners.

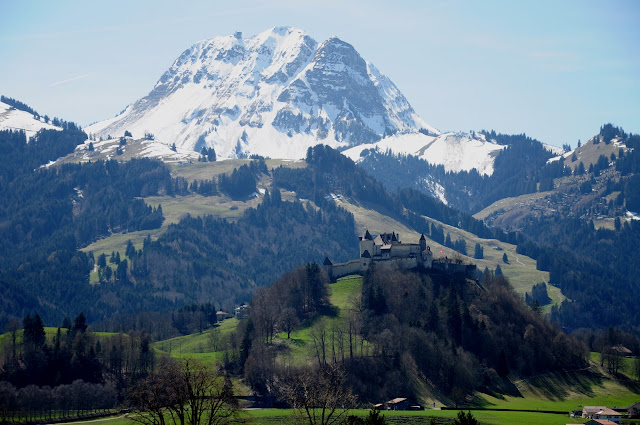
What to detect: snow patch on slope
<box><xmin>343</xmin><ymin>132</ymin><xmax>505</xmax><ymax>176</ymax></box>
<box><xmin>0</xmin><ymin>101</ymin><xmax>60</xmax><ymax>140</ymax></box>
<box><xmin>543</xmin><ymin>143</ymin><xmax>565</xmax><ymax>156</ymax></box>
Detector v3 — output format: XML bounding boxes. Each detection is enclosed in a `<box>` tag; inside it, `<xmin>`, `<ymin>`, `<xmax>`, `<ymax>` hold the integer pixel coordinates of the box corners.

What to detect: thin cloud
<box><xmin>49</xmin><ymin>73</ymin><xmax>91</xmax><ymax>87</ymax></box>
<box><xmin>0</xmin><ymin>5</ymin><xmax>270</xmax><ymax>43</ymax></box>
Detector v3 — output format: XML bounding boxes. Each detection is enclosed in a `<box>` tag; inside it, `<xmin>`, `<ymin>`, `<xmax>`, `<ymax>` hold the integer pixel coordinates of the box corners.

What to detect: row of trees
<box><xmin>1</xmin><ymin>313</ymin><xmax>155</xmax><ymax>391</ymax></box>
<box><xmin>0</xmin><ymin>380</ymin><xmax>117</xmax><ymax>422</ymax></box>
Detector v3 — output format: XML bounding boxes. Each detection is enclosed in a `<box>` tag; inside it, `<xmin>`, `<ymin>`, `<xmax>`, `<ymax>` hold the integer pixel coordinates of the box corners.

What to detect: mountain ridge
<box><xmin>86</xmin><ymin>27</ymin><xmax>437</xmax><ymax>160</ymax></box>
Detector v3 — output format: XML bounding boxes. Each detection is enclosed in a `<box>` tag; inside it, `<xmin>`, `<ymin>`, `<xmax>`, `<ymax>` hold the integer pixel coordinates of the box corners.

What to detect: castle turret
<box><xmin>422</xmin><ymin>245</ymin><xmax>433</xmax><ymax>268</ymax></box>
<box><xmin>360</xmin><ymin>229</ymin><xmax>374</xmax><ymax>258</ymax></box>
<box><xmin>419</xmin><ymin>233</ymin><xmax>426</xmax><ymax>253</ymax></box>
<box><xmin>361</xmin><ymin>249</ymin><xmax>372</xmax><ymax>270</ymax></box>
<box><xmin>323</xmin><ymin>257</ymin><xmax>334</xmax><ymax>281</ymax></box>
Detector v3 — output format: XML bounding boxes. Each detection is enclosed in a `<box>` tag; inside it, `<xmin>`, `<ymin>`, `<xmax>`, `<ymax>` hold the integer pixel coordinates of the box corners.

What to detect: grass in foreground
<box><xmin>64</xmin><ymin>408</ymin><xmax>590</xmax><ymax>425</ymax></box>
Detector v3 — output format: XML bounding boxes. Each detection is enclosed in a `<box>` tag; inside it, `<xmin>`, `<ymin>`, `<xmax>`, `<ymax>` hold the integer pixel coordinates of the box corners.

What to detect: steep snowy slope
<box><xmin>87</xmin><ymin>27</ymin><xmax>438</xmax><ymax>160</ymax></box>
<box><xmin>343</xmin><ymin>131</ymin><xmax>505</xmax><ymax>176</ymax></box>
<box><xmin>0</xmin><ymin>101</ymin><xmax>60</xmax><ymax>139</ymax></box>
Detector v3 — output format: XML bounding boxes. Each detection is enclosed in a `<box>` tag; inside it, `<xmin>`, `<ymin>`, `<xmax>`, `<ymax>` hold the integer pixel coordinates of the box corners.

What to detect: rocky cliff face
<box><xmin>87</xmin><ymin>27</ymin><xmax>437</xmax><ymax>159</ymax></box>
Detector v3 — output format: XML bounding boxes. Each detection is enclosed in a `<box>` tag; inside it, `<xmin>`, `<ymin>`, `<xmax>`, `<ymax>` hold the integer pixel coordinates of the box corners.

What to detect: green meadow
<box><xmin>153</xmin><ymin>317</ymin><xmax>240</xmax><ymax>366</ymax></box>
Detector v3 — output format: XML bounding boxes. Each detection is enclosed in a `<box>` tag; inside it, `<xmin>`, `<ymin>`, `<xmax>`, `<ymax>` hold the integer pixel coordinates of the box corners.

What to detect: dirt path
<box><xmin>511</xmin><ymin>250</ymin><xmax>525</xmax><ymax>266</ymax></box>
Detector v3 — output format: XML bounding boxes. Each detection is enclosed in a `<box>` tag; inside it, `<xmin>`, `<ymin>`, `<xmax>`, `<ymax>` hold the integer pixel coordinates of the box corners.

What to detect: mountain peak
<box><xmin>87</xmin><ymin>28</ymin><xmax>436</xmax><ymax>160</ymax></box>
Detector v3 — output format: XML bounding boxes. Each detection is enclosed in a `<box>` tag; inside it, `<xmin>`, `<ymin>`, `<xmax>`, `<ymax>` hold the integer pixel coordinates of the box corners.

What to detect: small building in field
<box><xmin>583</xmin><ymin>406</ymin><xmax>607</xmax><ymax>419</ymax></box>
<box><xmin>594</xmin><ymin>408</ymin><xmax>623</xmax><ymax>424</ymax></box>
<box><xmin>610</xmin><ymin>345</ymin><xmax>633</xmax><ymax>357</ymax></box>
<box><xmin>627</xmin><ymin>402</ymin><xmax>640</xmax><ymax>418</ymax></box>
<box><xmin>234</xmin><ymin>304</ymin><xmax>249</xmax><ymax>319</ymax></box>
<box><xmin>570</xmin><ymin>408</ymin><xmax>583</xmax><ymax>418</ymax></box>
<box><xmin>385</xmin><ymin>397</ymin><xmax>421</xmax><ymax>411</ymax></box>
<box><xmin>386</xmin><ymin>398</ymin><xmax>410</xmax><ymax>410</ymax></box>
<box><xmin>216</xmin><ymin>311</ymin><xmax>232</xmax><ymax>321</ymax></box>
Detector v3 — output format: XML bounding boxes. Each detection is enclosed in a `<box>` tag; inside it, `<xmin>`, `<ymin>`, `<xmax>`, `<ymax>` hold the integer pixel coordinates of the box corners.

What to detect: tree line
<box><xmin>1</xmin><ymin>313</ymin><xmax>155</xmax><ymax>391</ymax></box>
<box><xmin>273</xmin><ymin>145</ymin><xmax>521</xmax><ymax>248</ymax></box>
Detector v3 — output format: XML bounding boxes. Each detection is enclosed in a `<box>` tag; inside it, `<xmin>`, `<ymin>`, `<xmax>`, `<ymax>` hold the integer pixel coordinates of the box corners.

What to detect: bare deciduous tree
<box><xmin>278</xmin><ymin>363</ymin><xmax>358</xmax><ymax>425</ymax></box>
<box><xmin>127</xmin><ymin>358</ymin><xmax>237</xmax><ymax>425</ymax></box>
<box><xmin>311</xmin><ymin>320</ymin><xmax>327</xmax><ymax>366</ymax></box>
<box><xmin>279</xmin><ymin>308</ymin><xmax>299</xmax><ymax>339</ymax></box>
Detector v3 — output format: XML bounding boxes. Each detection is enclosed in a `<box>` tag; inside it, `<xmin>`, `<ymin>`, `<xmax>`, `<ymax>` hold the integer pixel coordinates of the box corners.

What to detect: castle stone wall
<box><xmin>390</xmin><ymin>245</ymin><xmax>419</xmax><ymax>257</ymax></box>
<box><xmin>328</xmin><ymin>259</ymin><xmax>362</xmax><ymax>280</ymax></box>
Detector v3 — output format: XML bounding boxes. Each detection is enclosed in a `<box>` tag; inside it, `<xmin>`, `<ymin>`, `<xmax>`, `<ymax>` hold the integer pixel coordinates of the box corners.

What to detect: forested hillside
<box><xmin>125</xmin><ymin>188</ymin><xmax>357</xmax><ymax>308</ymax></box>
<box><xmin>274</xmin><ymin>145</ymin><xmax>519</xmax><ymax>247</ymax></box>
<box><xmin>238</xmin><ymin>264</ymin><xmax>587</xmax><ymax>404</ymax></box>
<box><xmin>0</xmin><ymin>126</ymin><xmax>172</xmax><ymax>326</ymax></box>
<box><xmin>357</xmin><ymin>125</ymin><xmax>640</xmax><ymax>335</ymax></box>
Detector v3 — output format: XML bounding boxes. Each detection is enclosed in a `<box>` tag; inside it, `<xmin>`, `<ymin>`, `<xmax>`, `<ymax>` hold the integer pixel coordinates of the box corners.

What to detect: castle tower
<box><xmin>360</xmin><ymin>229</ymin><xmax>374</xmax><ymax>258</ymax></box>
<box><xmin>323</xmin><ymin>257</ymin><xmax>333</xmax><ymax>281</ymax></box>
<box><xmin>361</xmin><ymin>249</ymin><xmax>372</xmax><ymax>270</ymax></box>
<box><xmin>422</xmin><ymin>245</ymin><xmax>433</xmax><ymax>269</ymax></box>
<box><xmin>419</xmin><ymin>233</ymin><xmax>426</xmax><ymax>253</ymax></box>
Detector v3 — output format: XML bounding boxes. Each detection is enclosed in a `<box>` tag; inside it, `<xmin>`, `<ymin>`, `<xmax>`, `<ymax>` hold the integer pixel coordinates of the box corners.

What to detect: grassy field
<box><xmin>169</xmin><ymin>158</ymin><xmax>306</xmax><ymax>183</ymax></box>
<box><xmin>418</xmin><ymin>215</ymin><xmax>563</xmax><ymax>312</ymax></box>
<box><xmin>153</xmin><ymin>318</ymin><xmax>240</xmax><ymax>365</ymax></box>
<box><xmin>0</xmin><ymin>327</ymin><xmax>119</xmax><ymax>344</ymax></box>
<box><xmin>479</xmin><ymin>361</ymin><xmax>640</xmax><ymax>414</ymax></box>
<box><xmin>473</xmin><ymin>191</ymin><xmax>550</xmax><ymax>222</ymax></box>
<box><xmin>55</xmin><ymin>407</ymin><xmax>590</xmax><ymax>425</ymax></box>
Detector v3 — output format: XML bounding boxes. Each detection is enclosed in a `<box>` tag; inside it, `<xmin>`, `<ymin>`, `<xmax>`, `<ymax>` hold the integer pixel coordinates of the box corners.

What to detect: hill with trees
<box><xmin>235</xmin><ymin>263</ymin><xmax>587</xmax><ymax>405</ymax></box>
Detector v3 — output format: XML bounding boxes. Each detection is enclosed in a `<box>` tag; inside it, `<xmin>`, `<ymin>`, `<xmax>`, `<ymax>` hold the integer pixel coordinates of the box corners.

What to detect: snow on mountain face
<box><xmin>0</xmin><ymin>101</ymin><xmax>61</xmax><ymax>140</ymax></box>
<box><xmin>343</xmin><ymin>132</ymin><xmax>505</xmax><ymax>176</ymax></box>
<box><xmin>87</xmin><ymin>27</ymin><xmax>437</xmax><ymax>160</ymax></box>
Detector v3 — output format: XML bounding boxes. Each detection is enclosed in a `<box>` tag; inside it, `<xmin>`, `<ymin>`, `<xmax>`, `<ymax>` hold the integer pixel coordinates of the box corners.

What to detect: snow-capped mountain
<box><xmin>343</xmin><ymin>131</ymin><xmax>505</xmax><ymax>176</ymax></box>
<box><xmin>0</xmin><ymin>101</ymin><xmax>61</xmax><ymax>139</ymax></box>
<box><xmin>87</xmin><ymin>27</ymin><xmax>438</xmax><ymax>160</ymax></box>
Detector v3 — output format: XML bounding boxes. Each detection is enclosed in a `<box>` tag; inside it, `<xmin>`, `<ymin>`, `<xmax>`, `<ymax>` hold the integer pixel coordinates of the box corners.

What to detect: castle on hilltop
<box><xmin>323</xmin><ymin>230</ymin><xmax>477</xmax><ymax>281</ymax></box>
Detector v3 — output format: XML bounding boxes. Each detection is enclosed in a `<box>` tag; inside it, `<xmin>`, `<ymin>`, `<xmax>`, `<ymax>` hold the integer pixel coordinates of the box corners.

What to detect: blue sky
<box><xmin>1</xmin><ymin>0</ymin><xmax>638</xmax><ymax>147</ymax></box>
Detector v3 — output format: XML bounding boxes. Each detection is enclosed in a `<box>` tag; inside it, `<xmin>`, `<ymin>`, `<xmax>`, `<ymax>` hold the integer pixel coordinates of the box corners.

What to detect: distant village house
<box><xmin>234</xmin><ymin>304</ymin><xmax>249</xmax><ymax>319</ymax></box>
